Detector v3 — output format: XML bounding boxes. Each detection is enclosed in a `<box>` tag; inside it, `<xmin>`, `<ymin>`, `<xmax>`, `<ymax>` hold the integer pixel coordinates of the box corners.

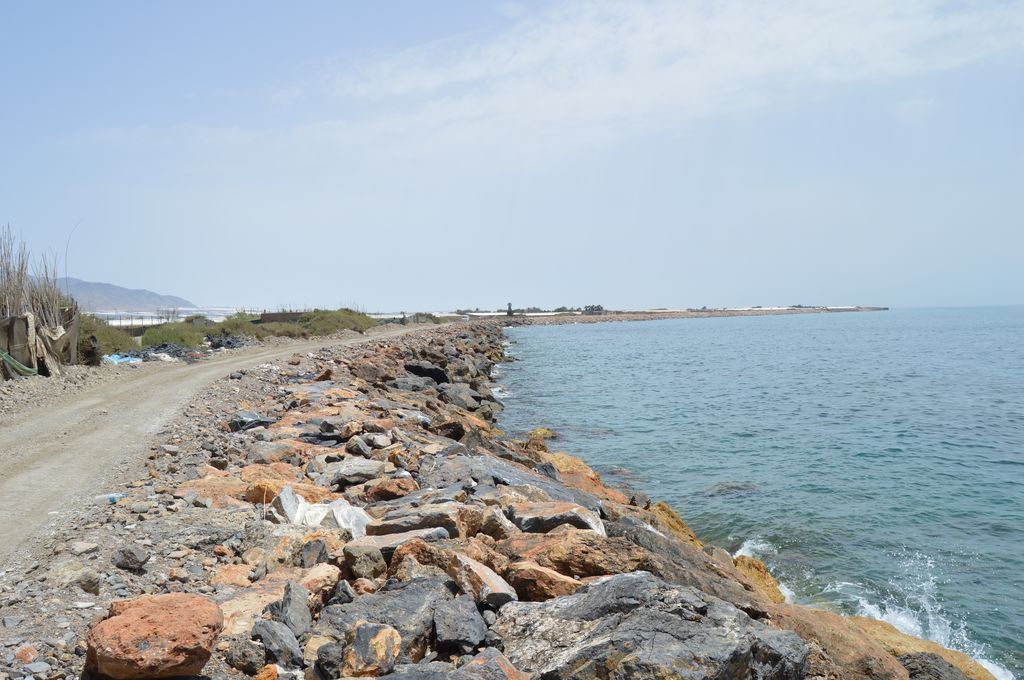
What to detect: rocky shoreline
<box><xmin>0</xmin><ymin>322</ymin><xmax>991</xmax><ymax>680</ymax></box>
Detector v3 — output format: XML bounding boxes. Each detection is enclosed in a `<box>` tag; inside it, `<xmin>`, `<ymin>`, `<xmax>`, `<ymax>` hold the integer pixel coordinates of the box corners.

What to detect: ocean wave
<box><xmin>732</xmin><ymin>537</ymin><xmax>776</xmax><ymax>559</ymax></box>
<box><xmin>823</xmin><ymin>554</ymin><xmax>1016</xmax><ymax>680</ymax></box>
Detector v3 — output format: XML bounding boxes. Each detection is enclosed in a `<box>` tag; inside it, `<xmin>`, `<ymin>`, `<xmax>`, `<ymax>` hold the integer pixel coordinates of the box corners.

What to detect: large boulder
<box><xmin>417</xmin><ymin>453</ymin><xmax>601</xmax><ymax>512</ymax></box>
<box><xmin>438</xmin><ymin>383</ymin><xmax>482</xmax><ymax>410</ymax></box>
<box><xmin>493</xmin><ymin>571</ymin><xmax>808</xmax><ymax>679</ymax></box>
<box><xmin>318</xmin><ymin>575</ymin><xmax>456</xmax><ymax>662</ymax></box>
<box><xmin>86</xmin><ymin>594</ymin><xmax>223</xmax><ymax>679</ymax></box>
<box><xmin>899</xmin><ymin>653</ymin><xmax>971</xmax><ymax>680</ymax></box>
<box><xmin>405</xmin><ymin>360</ymin><xmax>448</xmax><ymax>385</ymax></box>
<box><xmin>433</xmin><ymin>594</ymin><xmax>487</xmax><ymax>655</ymax></box>
<box><xmin>506</xmin><ymin>501</ymin><xmax>605</xmax><ymax>535</ymax></box>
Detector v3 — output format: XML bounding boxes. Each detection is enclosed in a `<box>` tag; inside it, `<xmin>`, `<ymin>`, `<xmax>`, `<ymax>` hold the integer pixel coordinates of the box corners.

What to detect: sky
<box><xmin>1</xmin><ymin>1</ymin><xmax>1022</xmax><ymax>311</ymax></box>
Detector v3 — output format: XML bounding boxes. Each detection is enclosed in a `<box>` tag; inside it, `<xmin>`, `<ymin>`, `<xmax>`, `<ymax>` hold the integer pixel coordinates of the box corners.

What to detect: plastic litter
<box><xmin>102</xmin><ymin>354</ymin><xmax>143</xmax><ymax>365</ymax></box>
<box><xmin>93</xmin><ymin>493</ymin><xmax>126</xmax><ymax>505</ymax></box>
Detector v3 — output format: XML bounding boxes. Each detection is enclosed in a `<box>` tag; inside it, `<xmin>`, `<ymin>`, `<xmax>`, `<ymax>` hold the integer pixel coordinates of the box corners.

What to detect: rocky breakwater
<box><xmin>0</xmin><ymin>322</ymin><xmax>994</xmax><ymax>680</ymax></box>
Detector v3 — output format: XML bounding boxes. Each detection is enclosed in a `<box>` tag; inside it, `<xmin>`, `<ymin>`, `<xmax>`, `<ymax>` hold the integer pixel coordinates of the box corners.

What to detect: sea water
<box><xmin>497</xmin><ymin>308</ymin><xmax>1023</xmax><ymax>678</ymax></box>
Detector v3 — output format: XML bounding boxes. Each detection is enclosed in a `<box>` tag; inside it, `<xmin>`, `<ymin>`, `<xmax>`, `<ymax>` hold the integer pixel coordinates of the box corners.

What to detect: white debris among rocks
<box><xmin>269</xmin><ymin>486</ymin><xmax>372</xmax><ymax>536</ymax></box>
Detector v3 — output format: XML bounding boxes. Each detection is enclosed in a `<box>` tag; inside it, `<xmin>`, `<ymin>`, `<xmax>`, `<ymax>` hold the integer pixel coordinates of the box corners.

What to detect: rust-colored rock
<box><xmin>505</xmin><ymin>560</ymin><xmax>582</xmax><ymax>601</ymax></box>
<box><xmin>448</xmin><ymin>551</ymin><xmax>518</xmax><ymax>608</ymax></box>
<box><xmin>768</xmin><ymin>604</ymin><xmax>909</xmax><ymax>679</ymax></box>
<box><xmin>174</xmin><ymin>475</ymin><xmax>249</xmax><ymax>509</ymax></box>
<box><xmin>253</xmin><ymin>664</ymin><xmax>279</xmax><ymax>680</ymax></box>
<box><xmin>648</xmin><ymin>501</ymin><xmax>702</xmax><ymax>548</ymax></box>
<box><xmin>364</xmin><ymin>476</ymin><xmax>418</xmax><ymax>502</ymax></box>
<box><xmin>495</xmin><ymin>528</ymin><xmax>655</xmax><ymax>578</ymax></box>
<box><xmin>210</xmin><ymin>564</ymin><xmax>252</xmax><ymax>588</ymax></box>
<box><xmin>243</xmin><ymin>477</ymin><xmax>336</xmax><ymax>505</ymax></box>
<box><xmin>850</xmin><ymin>616</ymin><xmax>996</xmax><ymax>680</ymax></box>
<box><xmin>733</xmin><ymin>555</ymin><xmax>786</xmax><ymax>604</ymax></box>
<box><xmin>86</xmin><ymin>593</ymin><xmax>223</xmax><ymax>679</ymax></box>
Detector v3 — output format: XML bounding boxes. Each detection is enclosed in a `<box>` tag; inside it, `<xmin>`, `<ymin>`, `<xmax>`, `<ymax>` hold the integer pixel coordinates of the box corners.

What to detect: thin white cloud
<box><xmin>320</xmin><ymin>0</ymin><xmax>1023</xmax><ymax>152</ymax></box>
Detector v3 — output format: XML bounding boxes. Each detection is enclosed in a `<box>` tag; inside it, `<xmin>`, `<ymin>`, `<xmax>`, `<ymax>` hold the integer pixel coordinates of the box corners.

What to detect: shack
<box><xmin>0</xmin><ymin>310</ymin><xmax>80</xmax><ymax>380</ymax></box>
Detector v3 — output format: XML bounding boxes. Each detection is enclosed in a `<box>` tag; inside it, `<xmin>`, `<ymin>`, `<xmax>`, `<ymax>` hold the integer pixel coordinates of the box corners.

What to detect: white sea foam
<box><xmin>777</xmin><ymin>581</ymin><xmax>796</xmax><ymax>604</ymax></box>
<box><xmin>733</xmin><ymin>537</ymin><xmax>775</xmax><ymax>559</ymax></box>
<box><xmin>824</xmin><ymin>556</ymin><xmax>1017</xmax><ymax>680</ymax></box>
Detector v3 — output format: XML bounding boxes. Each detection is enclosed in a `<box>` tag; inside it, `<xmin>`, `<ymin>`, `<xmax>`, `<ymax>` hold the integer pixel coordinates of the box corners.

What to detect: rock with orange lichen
<box><xmin>210</xmin><ymin>564</ymin><xmax>252</xmax><ymax>588</ymax></box>
<box><xmin>243</xmin><ymin>477</ymin><xmax>337</xmax><ymax>505</ymax></box>
<box><xmin>174</xmin><ymin>475</ymin><xmax>250</xmax><ymax>509</ymax></box>
<box><xmin>341</xmin><ymin>620</ymin><xmax>401</xmax><ymax>676</ymax></box>
<box><xmin>768</xmin><ymin>604</ymin><xmax>911</xmax><ymax>679</ymax></box>
<box><xmin>86</xmin><ymin>594</ymin><xmax>223</xmax><ymax>679</ymax></box>
<box><xmin>647</xmin><ymin>500</ymin><xmax>702</xmax><ymax>548</ymax></box>
<box><xmin>850</xmin><ymin>617</ymin><xmax>995</xmax><ymax>680</ymax></box>
<box><xmin>504</xmin><ymin>560</ymin><xmax>582</xmax><ymax>601</ymax></box>
<box><xmin>495</xmin><ymin>527</ymin><xmax>656</xmax><ymax>579</ymax></box>
<box><xmin>734</xmin><ymin>554</ymin><xmax>787</xmax><ymax>604</ymax></box>
<box><xmin>364</xmin><ymin>475</ymin><xmax>418</xmax><ymax>502</ymax></box>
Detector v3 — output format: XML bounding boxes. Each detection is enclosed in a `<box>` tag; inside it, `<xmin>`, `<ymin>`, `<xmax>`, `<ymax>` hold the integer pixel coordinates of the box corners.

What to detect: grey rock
<box><xmin>367</xmin><ymin>503</ymin><xmax>463</xmax><ymax>539</ymax></box>
<box><xmin>111</xmin><ymin>545</ymin><xmax>150</xmax><ymax>571</ymax></box>
<box><xmin>417</xmin><ymin>453</ymin><xmax>601</xmax><ymax>512</ymax></box>
<box><xmin>344</xmin><ymin>528</ymin><xmax>450</xmax><ymax>561</ymax></box>
<box><xmin>404</xmin><ymin>360</ymin><xmax>448</xmax><ymax>385</ymax></box>
<box><xmin>604</xmin><ymin>516</ymin><xmax>767</xmax><ymax>615</ymax></box>
<box><xmin>899</xmin><ymin>653</ymin><xmax>971</xmax><ymax>680</ymax></box>
<box><xmin>251</xmin><ymin>619</ymin><xmax>302</xmax><ymax>669</ymax></box>
<box><xmin>269</xmin><ymin>485</ymin><xmax>303</xmax><ymax>524</ymax></box>
<box><xmin>389</xmin><ymin>376</ymin><xmax>437</xmax><ymax>393</ymax></box>
<box><xmin>318</xmin><ymin>575</ymin><xmax>456</xmax><ymax>662</ymax></box>
<box><xmin>437</xmin><ymin>383</ymin><xmax>481</xmax><ymax>410</ymax></box>
<box><xmin>316</xmin><ymin>642</ymin><xmax>347</xmax><ymax>678</ymax></box>
<box><xmin>225</xmin><ymin>636</ymin><xmax>266</xmax><ymax>675</ymax></box>
<box><xmin>365</xmin><ymin>433</ymin><xmax>393</xmax><ymax>449</ymax></box>
<box><xmin>493</xmin><ymin>571</ymin><xmax>807</xmax><ymax>679</ymax></box>
<box><xmin>328</xmin><ymin>578</ymin><xmax>356</xmax><ymax>606</ymax></box>
<box><xmin>264</xmin><ymin>581</ymin><xmax>312</xmax><ymax>638</ymax></box>
<box><xmin>300</xmin><ymin>538</ymin><xmax>328</xmax><ymax>568</ymax></box>
<box><xmin>343</xmin><ymin>545</ymin><xmax>387</xmax><ymax>580</ymax></box>
<box><xmin>433</xmin><ymin>594</ymin><xmax>486</xmax><ymax>656</ymax></box>
<box><xmin>506</xmin><ymin>502</ymin><xmax>605</xmax><ymax>535</ymax></box>
<box><xmin>229</xmin><ymin>410</ymin><xmax>274</xmax><ymax>432</ymax></box>
<box><xmin>345</xmin><ymin>435</ymin><xmax>375</xmax><ymax>457</ymax></box>
<box><xmin>327</xmin><ymin>457</ymin><xmax>387</xmax><ymax>487</ymax></box>
<box><xmin>387</xmin><ymin>662</ymin><xmax>456</xmax><ymax>678</ymax></box>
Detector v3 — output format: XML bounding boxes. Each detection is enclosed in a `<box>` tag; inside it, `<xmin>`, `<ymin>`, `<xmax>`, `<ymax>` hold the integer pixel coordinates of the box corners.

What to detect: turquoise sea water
<box><xmin>497</xmin><ymin>308</ymin><xmax>1023</xmax><ymax>678</ymax></box>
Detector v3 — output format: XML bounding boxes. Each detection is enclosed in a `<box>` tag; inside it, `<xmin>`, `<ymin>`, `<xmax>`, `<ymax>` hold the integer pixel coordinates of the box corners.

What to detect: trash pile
<box><xmin>102</xmin><ymin>335</ymin><xmax>249</xmax><ymax>365</ymax></box>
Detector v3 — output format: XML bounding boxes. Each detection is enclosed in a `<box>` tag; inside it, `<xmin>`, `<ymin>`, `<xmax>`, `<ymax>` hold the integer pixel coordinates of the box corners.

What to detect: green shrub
<box><xmin>207</xmin><ymin>308</ymin><xmax>376</xmax><ymax>342</ymax></box>
<box><xmin>259</xmin><ymin>322</ymin><xmax>309</xmax><ymax>338</ymax></box>
<box><xmin>141</xmin><ymin>322</ymin><xmax>206</xmax><ymax>348</ymax></box>
<box><xmin>79</xmin><ymin>315</ymin><xmax>137</xmax><ymax>355</ymax></box>
<box><xmin>212</xmin><ymin>313</ymin><xmax>265</xmax><ymax>339</ymax></box>
<box><xmin>298</xmin><ymin>308</ymin><xmax>377</xmax><ymax>335</ymax></box>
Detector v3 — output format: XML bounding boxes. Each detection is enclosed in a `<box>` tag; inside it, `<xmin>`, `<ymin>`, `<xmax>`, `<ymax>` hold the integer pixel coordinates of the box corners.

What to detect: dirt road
<box><xmin>0</xmin><ymin>326</ymin><xmax>424</xmax><ymax>565</ymax></box>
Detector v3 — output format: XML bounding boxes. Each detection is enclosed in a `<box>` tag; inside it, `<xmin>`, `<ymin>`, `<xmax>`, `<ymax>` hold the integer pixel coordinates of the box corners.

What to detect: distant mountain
<box><xmin>58</xmin><ymin>277</ymin><xmax>195</xmax><ymax>312</ymax></box>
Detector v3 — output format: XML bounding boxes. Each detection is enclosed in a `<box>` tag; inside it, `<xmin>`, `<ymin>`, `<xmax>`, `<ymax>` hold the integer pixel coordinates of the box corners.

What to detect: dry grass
<box><xmin>1</xmin><ymin>225</ymin><xmax>76</xmax><ymax>325</ymax></box>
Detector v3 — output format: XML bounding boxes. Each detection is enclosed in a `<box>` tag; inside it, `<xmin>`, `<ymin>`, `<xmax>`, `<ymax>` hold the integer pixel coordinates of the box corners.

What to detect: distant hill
<box><xmin>58</xmin><ymin>277</ymin><xmax>195</xmax><ymax>312</ymax></box>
